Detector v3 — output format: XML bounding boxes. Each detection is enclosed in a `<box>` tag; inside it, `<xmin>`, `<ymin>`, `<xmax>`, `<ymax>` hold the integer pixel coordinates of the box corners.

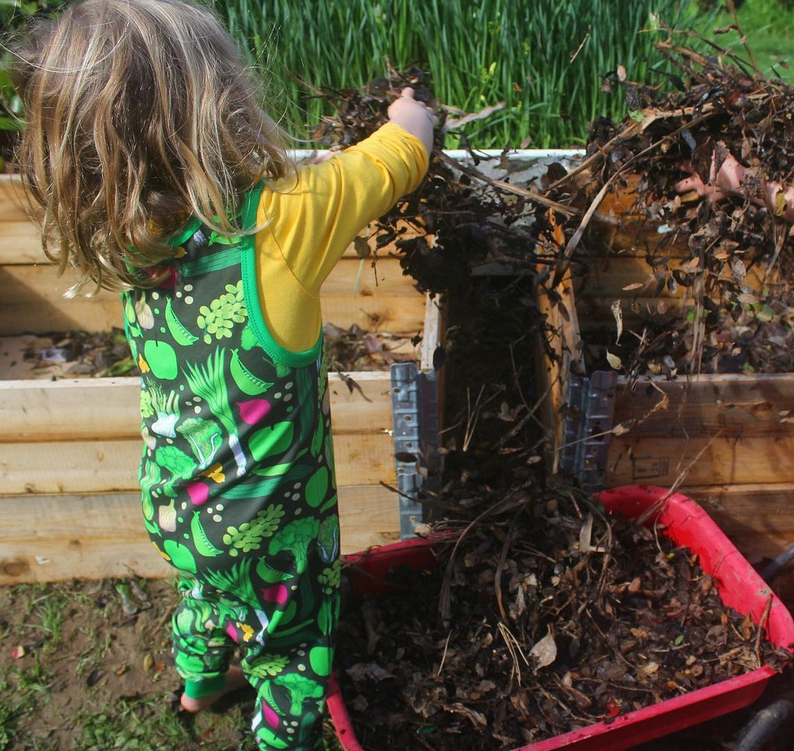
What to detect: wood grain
<box><xmin>0</xmin><ymin>484</ymin><xmax>402</xmax><ymax>583</ymax></box>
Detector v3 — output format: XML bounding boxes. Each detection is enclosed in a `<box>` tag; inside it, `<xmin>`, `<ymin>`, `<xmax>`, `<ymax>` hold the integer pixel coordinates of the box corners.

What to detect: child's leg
<box><xmin>171</xmin><ymin>575</ymin><xmax>239</xmax><ymax>705</ymax></box>
<box><xmin>244</xmin><ymin>548</ymin><xmax>341</xmax><ymax>751</ymax></box>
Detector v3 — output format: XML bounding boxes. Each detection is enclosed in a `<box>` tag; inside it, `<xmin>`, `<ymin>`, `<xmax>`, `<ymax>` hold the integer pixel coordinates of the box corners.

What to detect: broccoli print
<box><xmin>268</xmin><ymin>518</ymin><xmax>320</xmax><ymax>575</ymax></box>
<box><xmin>272</xmin><ymin>674</ymin><xmax>324</xmax><ymax>716</ymax></box>
<box><xmin>154</xmin><ymin>446</ymin><xmax>197</xmax><ymax>497</ymax></box>
<box><xmin>177</xmin><ymin>417</ymin><xmax>223</xmax><ymax>469</ymax></box>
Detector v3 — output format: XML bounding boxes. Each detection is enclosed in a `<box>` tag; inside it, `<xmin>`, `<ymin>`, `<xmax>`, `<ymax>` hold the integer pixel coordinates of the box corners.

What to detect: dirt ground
<box><xmin>0</xmin><ymin>577</ymin><xmax>340</xmax><ymax>751</ymax></box>
<box><xmin>3</xmin><ymin>573</ymin><xmax>791</xmax><ymax>751</ymax></box>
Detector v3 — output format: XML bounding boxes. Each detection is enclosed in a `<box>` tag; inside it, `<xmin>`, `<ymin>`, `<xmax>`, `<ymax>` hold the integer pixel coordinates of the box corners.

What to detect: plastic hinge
<box><xmin>559</xmin><ymin>370</ymin><xmax>618</xmax><ymax>491</ymax></box>
<box><xmin>390</xmin><ymin>362</ymin><xmax>440</xmax><ymax>539</ymax></box>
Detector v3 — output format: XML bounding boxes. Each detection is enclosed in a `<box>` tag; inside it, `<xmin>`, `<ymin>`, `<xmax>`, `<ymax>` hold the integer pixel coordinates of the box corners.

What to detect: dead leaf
<box><xmin>530</xmin><ymin>627</ymin><xmax>557</xmax><ymax>670</ymax></box>
<box><xmin>353</xmin><ymin>236</ymin><xmax>371</xmax><ymax>259</ymax></box>
<box><xmin>611</xmin><ymin>300</ymin><xmax>623</xmax><ymax>343</ymax></box>
<box><xmin>643</xmin><ymin>661</ymin><xmax>660</xmax><ymax>675</ymax></box>
<box><xmin>606</xmin><ymin>351</ymin><xmax>623</xmax><ymax>370</ymax></box>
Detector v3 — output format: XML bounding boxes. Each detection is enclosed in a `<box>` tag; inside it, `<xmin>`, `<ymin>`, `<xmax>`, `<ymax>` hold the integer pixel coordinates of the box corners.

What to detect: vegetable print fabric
<box><xmin>121</xmin><ymin>185</ymin><xmax>340</xmax><ymax>750</ymax></box>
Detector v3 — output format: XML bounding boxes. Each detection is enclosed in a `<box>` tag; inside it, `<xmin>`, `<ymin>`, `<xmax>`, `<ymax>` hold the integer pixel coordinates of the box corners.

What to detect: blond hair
<box><xmin>12</xmin><ymin>0</ymin><xmax>292</xmax><ymax>293</ymax></box>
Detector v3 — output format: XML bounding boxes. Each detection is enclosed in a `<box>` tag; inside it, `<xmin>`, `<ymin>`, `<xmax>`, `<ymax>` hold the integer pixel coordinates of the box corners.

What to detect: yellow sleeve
<box><xmin>254</xmin><ymin>122</ymin><xmax>428</xmax><ymax>352</ymax></box>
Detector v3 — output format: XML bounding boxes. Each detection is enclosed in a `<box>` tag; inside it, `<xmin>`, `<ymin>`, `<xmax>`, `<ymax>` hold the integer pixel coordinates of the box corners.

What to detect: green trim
<box><xmin>240</xmin><ymin>183</ymin><xmax>322</xmax><ymax>367</ymax></box>
<box><xmin>181</xmin><ymin>251</ymin><xmax>241</xmax><ymax>278</ymax></box>
<box><xmin>166</xmin><ymin>217</ymin><xmax>202</xmax><ymax>248</ymax></box>
<box><xmin>184</xmin><ymin>673</ymin><xmax>227</xmax><ymax>699</ymax></box>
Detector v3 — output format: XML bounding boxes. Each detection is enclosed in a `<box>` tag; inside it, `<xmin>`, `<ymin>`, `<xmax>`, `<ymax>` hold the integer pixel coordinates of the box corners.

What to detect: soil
<box><xmin>0</xmin><ymin>578</ymin><xmax>261</xmax><ymax>750</ymax></box>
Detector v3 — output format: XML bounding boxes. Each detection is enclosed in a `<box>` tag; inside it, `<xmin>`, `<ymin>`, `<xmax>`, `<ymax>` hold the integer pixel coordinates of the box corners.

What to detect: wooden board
<box><xmin>0</xmin><ymin>429</ymin><xmax>396</xmax><ymax>495</ymax></box>
<box><xmin>607</xmin><ymin>433</ymin><xmax>794</xmax><ymax>487</ymax></box>
<box><xmin>686</xmin><ymin>483</ymin><xmax>794</xmax><ymax>563</ymax></box>
<box><xmin>0</xmin><ymin>484</ymin><xmax>401</xmax><ymax>584</ymax></box>
<box><xmin>572</xmin><ymin>254</ymin><xmax>776</xmax><ymax>303</ymax></box>
<box><xmin>0</xmin><ymin>371</ymin><xmax>394</xmax><ymax>442</ymax></box>
<box><xmin>614</xmin><ymin>374</ymin><xmax>794</xmax><ymax>439</ymax></box>
<box><xmin>0</xmin><ymin>173</ymin><xmax>421</xmax><ymax>266</ymax></box>
<box><xmin>535</xmin><ymin>269</ymin><xmax>583</xmax><ymax>470</ymax></box>
<box><xmin>0</xmin><ymin>257</ymin><xmax>424</xmax><ymax>335</ymax></box>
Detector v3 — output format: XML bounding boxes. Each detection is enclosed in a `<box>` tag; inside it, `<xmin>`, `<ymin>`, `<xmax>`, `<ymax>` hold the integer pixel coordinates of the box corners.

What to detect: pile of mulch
<box><xmin>337</xmin><ymin>488</ymin><xmax>787</xmax><ymax>750</ymax></box>
<box><xmin>323</xmin><ymin>322</ymin><xmax>417</xmax><ymax>372</ymax></box>
<box><xmin>17</xmin><ymin>328</ymin><xmax>138</xmax><ymax>378</ymax></box>
<box><xmin>529</xmin><ymin>28</ymin><xmax>794</xmax><ymax>378</ymax></box>
<box><xmin>8</xmin><ymin>322</ymin><xmax>409</xmax><ymax>380</ymax></box>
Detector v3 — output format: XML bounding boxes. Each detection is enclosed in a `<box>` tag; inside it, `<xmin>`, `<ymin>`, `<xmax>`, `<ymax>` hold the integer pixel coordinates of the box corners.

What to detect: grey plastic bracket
<box><xmin>390</xmin><ymin>362</ymin><xmax>440</xmax><ymax>539</ymax></box>
<box><xmin>558</xmin><ymin>369</ymin><xmax>618</xmax><ymax>491</ymax></box>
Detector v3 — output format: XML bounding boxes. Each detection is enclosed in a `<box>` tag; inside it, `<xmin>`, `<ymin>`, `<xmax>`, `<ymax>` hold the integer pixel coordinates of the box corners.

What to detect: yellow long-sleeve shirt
<box><xmin>254</xmin><ymin>122</ymin><xmax>428</xmax><ymax>353</ymax></box>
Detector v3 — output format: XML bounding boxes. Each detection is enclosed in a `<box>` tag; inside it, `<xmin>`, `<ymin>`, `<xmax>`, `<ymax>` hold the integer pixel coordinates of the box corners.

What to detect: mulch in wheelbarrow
<box><xmin>335</xmin><ymin>488</ymin><xmax>791</xmax><ymax>750</ymax></box>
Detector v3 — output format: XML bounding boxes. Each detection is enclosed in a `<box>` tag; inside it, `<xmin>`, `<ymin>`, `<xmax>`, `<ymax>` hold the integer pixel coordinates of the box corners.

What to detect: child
<box><xmin>12</xmin><ymin>1</ymin><xmax>435</xmax><ymax>748</ymax></box>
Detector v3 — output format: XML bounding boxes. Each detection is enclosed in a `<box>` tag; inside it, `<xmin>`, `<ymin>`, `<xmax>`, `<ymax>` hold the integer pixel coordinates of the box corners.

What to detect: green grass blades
<box><xmin>208</xmin><ymin>0</ymin><xmax>713</xmax><ymax>147</ymax></box>
<box><xmin>698</xmin><ymin>0</ymin><xmax>794</xmax><ymax>83</ymax></box>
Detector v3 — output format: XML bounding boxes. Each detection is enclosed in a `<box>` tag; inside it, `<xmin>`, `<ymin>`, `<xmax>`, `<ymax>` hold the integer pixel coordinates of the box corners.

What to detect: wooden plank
<box><xmin>0</xmin><ymin>257</ymin><xmax>425</xmax><ymax>335</ymax></box>
<box><xmin>0</xmin><ymin>174</ymin><xmax>36</xmax><ymax>223</ymax></box>
<box><xmin>0</xmin><ymin>174</ymin><xmax>417</xmax><ymax>265</ymax></box>
<box><xmin>0</xmin><ymin>484</ymin><xmax>402</xmax><ymax>583</ymax></box>
<box><xmin>0</xmin><ymin>428</ymin><xmax>396</xmax><ymax>494</ymax></box>
<box><xmin>572</xmin><ymin>254</ymin><xmax>775</xmax><ymax>302</ymax></box>
<box><xmin>606</xmin><ymin>433</ymin><xmax>794</xmax><ymax>487</ymax></box>
<box><xmin>614</xmin><ymin>373</ymin><xmax>794</xmax><ymax>439</ymax></box>
<box><xmin>685</xmin><ymin>483</ymin><xmax>794</xmax><ymax>565</ymax></box>
<box><xmin>536</xmin><ymin>270</ymin><xmax>583</xmax><ymax>470</ymax></box>
<box><xmin>0</xmin><ymin>371</ymin><xmax>394</xmax><ymax>442</ymax></box>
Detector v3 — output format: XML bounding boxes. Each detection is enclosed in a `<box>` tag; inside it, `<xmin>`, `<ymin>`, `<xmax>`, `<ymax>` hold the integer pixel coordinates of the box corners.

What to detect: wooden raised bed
<box><xmin>539</xmin><ymin>178</ymin><xmax>794</xmax><ymax>574</ymax></box>
<box><xmin>0</xmin><ymin>174</ymin><xmax>444</xmax><ymax>583</ymax></box>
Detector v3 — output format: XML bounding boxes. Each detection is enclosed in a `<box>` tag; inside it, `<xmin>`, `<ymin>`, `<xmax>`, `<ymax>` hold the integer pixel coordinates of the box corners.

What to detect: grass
<box><xmin>209</xmin><ymin>0</ymin><xmax>716</xmax><ymax>148</ymax></box>
<box><xmin>700</xmin><ymin>0</ymin><xmax>794</xmax><ymax>82</ymax></box>
<box><xmin>0</xmin><ymin>578</ymin><xmax>344</xmax><ymax>751</ymax></box>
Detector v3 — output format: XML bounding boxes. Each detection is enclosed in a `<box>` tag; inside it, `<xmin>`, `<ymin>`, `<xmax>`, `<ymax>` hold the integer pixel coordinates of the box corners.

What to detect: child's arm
<box><xmin>254</xmin><ymin>89</ymin><xmax>437</xmax><ymax>352</ymax></box>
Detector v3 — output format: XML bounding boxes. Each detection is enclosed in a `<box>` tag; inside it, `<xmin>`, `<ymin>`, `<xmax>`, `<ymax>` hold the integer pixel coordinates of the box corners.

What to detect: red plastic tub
<box><xmin>328</xmin><ymin>485</ymin><xmax>794</xmax><ymax>751</ymax></box>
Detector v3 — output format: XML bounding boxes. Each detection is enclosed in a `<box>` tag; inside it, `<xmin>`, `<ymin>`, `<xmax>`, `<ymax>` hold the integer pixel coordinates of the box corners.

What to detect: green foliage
<box><xmin>0</xmin><ymin>1</ymin><xmax>64</xmax><ymax>153</ymax></box>
<box><xmin>699</xmin><ymin>0</ymin><xmax>794</xmax><ymax>82</ymax></box>
<box><xmin>209</xmin><ymin>0</ymin><xmax>715</xmax><ymax>147</ymax></box>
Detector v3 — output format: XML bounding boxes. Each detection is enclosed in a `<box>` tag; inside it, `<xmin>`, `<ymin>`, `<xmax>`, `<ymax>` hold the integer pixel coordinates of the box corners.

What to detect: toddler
<box><xmin>12</xmin><ymin>1</ymin><xmax>435</xmax><ymax>748</ymax></box>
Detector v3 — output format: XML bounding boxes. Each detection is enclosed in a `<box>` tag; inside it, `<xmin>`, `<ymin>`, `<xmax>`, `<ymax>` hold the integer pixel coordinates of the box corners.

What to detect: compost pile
<box><xmin>337</xmin><ymin>491</ymin><xmax>787</xmax><ymax>750</ymax></box>
<box><xmin>532</xmin><ymin>35</ymin><xmax>794</xmax><ymax>378</ymax></box>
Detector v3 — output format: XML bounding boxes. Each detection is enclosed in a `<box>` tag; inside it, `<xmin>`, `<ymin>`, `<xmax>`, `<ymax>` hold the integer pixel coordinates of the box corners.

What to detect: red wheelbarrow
<box><xmin>327</xmin><ymin>485</ymin><xmax>794</xmax><ymax>751</ymax></box>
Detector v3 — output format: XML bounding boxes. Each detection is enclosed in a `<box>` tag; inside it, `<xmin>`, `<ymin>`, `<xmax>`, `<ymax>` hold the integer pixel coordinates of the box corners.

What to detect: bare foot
<box><xmin>180</xmin><ymin>666</ymin><xmax>248</xmax><ymax>713</ymax></box>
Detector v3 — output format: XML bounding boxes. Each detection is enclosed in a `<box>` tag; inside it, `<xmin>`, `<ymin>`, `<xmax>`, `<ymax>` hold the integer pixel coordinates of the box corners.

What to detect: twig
<box><xmin>755</xmin><ymin>595</ymin><xmax>774</xmax><ymax>669</ymax></box>
<box><xmin>726</xmin><ymin>0</ymin><xmax>761</xmax><ymax>76</ymax></box>
<box><xmin>438</xmin><ymin>153</ymin><xmax>579</xmax><ymax>217</ymax></box>
<box><xmin>637</xmin><ymin>430</ymin><xmax>724</xmax><ymax>525</ymax></box>
<box><xmin>436</xmin><ymin>629</ymin><xmax>453</xmax><ymax>676</ymax></box>
<box><xmin>494</xmin><ymin>512</ymin><xmax>521</xmax><ymax>621</ymax></box>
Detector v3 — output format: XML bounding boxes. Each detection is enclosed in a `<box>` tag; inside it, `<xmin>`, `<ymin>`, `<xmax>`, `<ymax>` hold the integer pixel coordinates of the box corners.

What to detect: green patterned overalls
<box><xmin>121</xmin><ymin>184</ymin><xmax>340</xmax><ymax>751</ymax></box>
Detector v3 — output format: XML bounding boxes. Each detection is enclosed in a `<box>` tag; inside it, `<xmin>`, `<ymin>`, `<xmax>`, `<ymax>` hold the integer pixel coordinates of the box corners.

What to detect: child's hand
<box><xmin>387</xmin><ymin>87</ymin><xmax>437</xmax><ymax>157</ymax></box>
<box><xmin>674</xmin><ymin>147</ymin><xmax>745</xmax><ymax>202</ymax></box>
